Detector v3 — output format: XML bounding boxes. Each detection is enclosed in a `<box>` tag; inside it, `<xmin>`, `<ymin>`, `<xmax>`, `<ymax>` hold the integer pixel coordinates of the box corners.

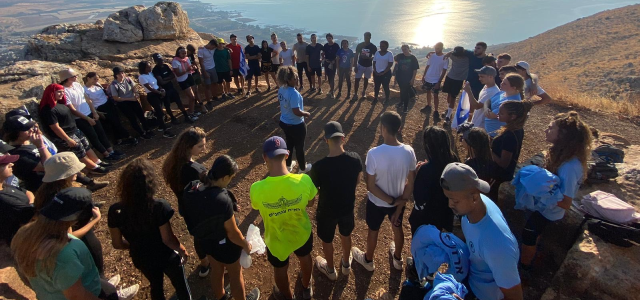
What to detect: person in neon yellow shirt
<box><xmin>250</xmin><ymin>136</ymin><xmax>317</xmax><ymax>300</ymax></box>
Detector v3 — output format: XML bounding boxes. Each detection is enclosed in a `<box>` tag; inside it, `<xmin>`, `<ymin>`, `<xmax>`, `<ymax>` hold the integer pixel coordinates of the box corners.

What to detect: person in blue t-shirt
<box><xmin>336</xmin><ymin>40</ymin><xmax>355</xmax><ymax>99</ymax></box>
<box><xmin>277</xmin><ymin>66</ymin><xmax>312</xmax><ymax>173</ymax></box>
<box><xmin>519</xmin><ymin>111</ymin><xmax>593</xmax><ymax>270</ymax></box>
<box><xmin>484</xmin><ymin>73</ymin><xmax>525</xmax><ymax>137</ymax></box>
<box><xmin>441</xmin><ymin>163</ymin><xmax>522</xmax><ymax>300</ymax></box>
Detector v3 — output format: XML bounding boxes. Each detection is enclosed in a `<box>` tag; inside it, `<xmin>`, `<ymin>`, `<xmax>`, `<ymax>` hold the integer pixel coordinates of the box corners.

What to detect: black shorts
<box><xmin>316</xmin><ymin>212</ymin><xmax>355</xmax><ymax>243</ymax></box>
<box><xmin>442</xmin><ymin>77</ymin><xmax>464</xmax><ymax>97</ymax></box>
<box><xmin>310</xmin><ymin>67</ymin><xmax>322</xmax><ymax>77</ymax></box>
<box><xmin>270</xmin><ymin>64</ymin><xmax>280</xmax><ymax>73</ymax></box>
<box><xmin>178</xmin><ymin>74</ymin><xmax>195</xmax><ymax>90</ymax></box>
<box><xmin>194</xmin><ymin>238</ymin><xmax>206</xmax><ymax>260</ymax></box>
<box><xmin>266</xmin><ymin>233</ymin><xmax>313</xmax><ymax>268</ymax></box>
<box><xmin>217</xmin><ymin>71</ymin><xmax>232</xmax><ymax>83</ymax></box>
<box><xmin>421</xmin><ymin>81</ymin><xmax>441</xmax><ymax>94</ymax></box>
<box><xmin>192</xmin><ymin>73</ymin><xmax>202</xmax><ymax>85</ymax></box>
<box><xmin>53</xmin><ymin>129</ymin><xmax>91</xmax><ymax>159</ymax></box>
<box><xmin>232</xmin><ymin>68</ymin><xmax>241</xmax><ymax>77</ymax></box>
<box><xmin>199</xmin><ymin>238</ymin><xmax>243</xmax><ymax>264</ymax></box>
<box><xmin>261</xmin><ymin>62</ymin><xmax>272</xmax><ymax>73</ymax></box>
<box><xmin>366</xmin><ymin>199</ymin><xmax>405</xmax><ymax>231</ymax></box>
<box><xmin>246</xmin><ymin>65</ymin><xmax>261</xmax><ymax>79</ymax></box>
<box><xmin>522</xmin><ymin>211</ymin><xmax>551</xmax><ymax>246</ymax></box>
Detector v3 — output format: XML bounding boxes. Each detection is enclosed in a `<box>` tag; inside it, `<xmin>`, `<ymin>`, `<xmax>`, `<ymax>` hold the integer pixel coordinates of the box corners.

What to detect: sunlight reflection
<box><xmin>412</xmin><ymin>1</ymin><xmax>451</xmax><ymax>47</ymax></box>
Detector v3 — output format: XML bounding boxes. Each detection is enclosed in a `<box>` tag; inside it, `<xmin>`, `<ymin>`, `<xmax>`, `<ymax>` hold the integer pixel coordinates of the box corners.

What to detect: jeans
<box><xmin>137</xmin><ymin>252</ymin><xmax>192</xmax><ymax>300</ymax></box>
<box><xmin>116</xmin><ymin>100</ymin><xmax>148</xmax><ymax>136</ymax></box>
<box><xmin>96</xmin><ymin>101</ymin><xmax>131</xmax><ymax>141</ymax></box>
<box><xmin>338</xmin><ymin>67</ymin><xmax>352</xmax><ymax>93</ymax></box>
<box><xmin>399</xmin><ymin>80</ymin><xmax>412</xmax><ymax>110</ymax></box>
<box><xmin>75</xmin><ymin>114</ymin><xmax>112</xmax><ymax>154</ymax></box>
<box><xmin>279</xmin><ymin>121</ymin><xmax>307</xmax><ymax>168</ymax></box>
<box><xmin>373</xmin><ymin>71</ymin><xmax>392</xmax><ymax>100</ymax></box>
<box><xmin>146</xmin><ymin>93</ymin><xmax>168</xmax><ymax>130</ymax></box>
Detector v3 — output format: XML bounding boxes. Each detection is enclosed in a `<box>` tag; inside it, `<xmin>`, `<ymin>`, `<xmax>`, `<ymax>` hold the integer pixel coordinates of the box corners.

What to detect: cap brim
<box><xmin>0</xmin><ymin>154</ymin><xmax>20</xmax><ymax>164</ymax></box>
<box><xmin>477</xmin><ymin>179</ymin><xmax>490</xmax><ymax>194</ymax></box>
<box><xmin>325</xmin><ymin>132</ymin><xmax>345</xmax><ymax>139</ymax></box>
<box><xmin>266</xmin><ymin>149</ymin><xmax>289</xmax><ymax>158</ymax></box>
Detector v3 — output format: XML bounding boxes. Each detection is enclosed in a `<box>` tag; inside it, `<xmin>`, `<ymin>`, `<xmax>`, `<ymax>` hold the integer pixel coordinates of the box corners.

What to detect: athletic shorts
<box><xmin>266</xmin><ymin>233</ymin><xmax>313</xmax><ymax>268</ymax></box>
<box><xmin>442</xmin><ymin>77</ymin><xmax>464</xmax><ymax>97</ymax></box>
<box><xmin>204</xmin><ymin>68</ymin><xmax>218</xmax><ymax>85</ymax></box>
<box><xmin>421</xmin><ymin>81</ymin><xmax>440</xmax><ymax>94</ymax></box>
<box><xmin>355</xmin><ymin>64</ymin><xmax>373</xmax><ymax>79</ymax></box>
<box><xmin>522</xmin><ymin>211</ymin><xmax>551</xmax><ymax>246</ymax></box>
<box><xmin>199</xmin><ymin>238</ymin><xmax>243</xmax><ymax>264</ymax></box>
<box><xmin>366</xmin><ymin>199</ymin><xmax>405</xmax><ymax>231</ymax></box>
<box><xmin>316</xmin><ymin>212</ymin><xmax>355</xmax><ymax>243</ymax></box>
<box><xmin>52</xmin><ymin>129</ymin><xmax>90</xmax><ymax>159</ymax></box>
<box><xmin>246</xmin><ymin>65</ymin><xmax>261</xmax><ymax>79</ymax></box>
<box><xmin>178</xmin><ymin>74</ymin><xmax>195</xmax><ymax>90</ymax></box>
<box><xmin>270</xmin><ymin>64</ymin><xmax>280</xmax><ymax>73</ymax></box>
<box><xmin>217</xmin><ymin>71</ymin><xmax>232</xmax><ymax>84</ymax></box>
<box><xmin>261</xmin><ymin>62</ymin><xmax>272</xmax><ymax>73</ymax></box>
<box><xmin>232</xmin><ymin>68</ymin><xmax>241</xmax><ymax>77</ymax></box>
<box><xmin>310</xmin><ymin>67</ymin><xmax>322</xmax><ymax>77</ymax></box>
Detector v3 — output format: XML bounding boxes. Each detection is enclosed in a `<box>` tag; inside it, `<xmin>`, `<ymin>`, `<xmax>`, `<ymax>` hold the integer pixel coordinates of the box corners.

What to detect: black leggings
<box><xmin>116</xmin><ymin>100</ymin><xmax>148</xmax><ymax>136</ymax></box>
<box><xmin>338</xmin><ymin>67</ymin><xmax>351</xmax><ymax>93</ymax></box>
<box><xmin>373</xmin><ymin>71</ymin><xmax>392</xmax><ymax>100</ymax></box>
<box><xmin>279</xmin><ymin>121</ymin><xmax>307</xmax><ymax>168</ymax></box>
<box><xmin>75</xmin><ymin>113</ymin><xmax>112</xmax><ymax>154</ymax></box>
<box><xmin>137</xmin><ymin>253</ymin><xmax>192</xmax><ymax>300</ymax></box>
<box><xmin>81</xmin><ymin>229</ymin><xmax>104</xmax><ymax>277</ymax></box>
<box><xmin>296</xmin><ymin>62</ymin><xmax>312</xmax><ymax>87</ymax></box>
<box><xmin>146</xmin><ymin>93</ymin><xmax>168</xmax><ymax>130</ymax></box>
<box><xmin>164</xmin><ymin>88</ymin><xmax>189</xmax><ymax>117</ymax></box>
<box><xmin>399</xmin><ymin>81</ymin><xmax>412</xmax><ymax>110</ymax></box>
<box><xmin>96</xmin><ymin>101</ymin><xmax>131</xmax><ymax>141</ymax></box>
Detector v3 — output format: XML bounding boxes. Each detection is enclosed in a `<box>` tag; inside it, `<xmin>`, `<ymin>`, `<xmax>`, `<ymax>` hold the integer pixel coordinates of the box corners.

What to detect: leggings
<box><xmin>137</xmin><ymin>252</ymin><xmax>192</xmax><ymax>300</ymax></box>
<box><xmin>164</xmin><ymin>88</ymin><xmax>189</xmax><ymax>118</ymax></box>
<box><xmin>96</xmin><ymin>101</ymin><xmax>131</xmax><ymax>141</ymax></box>
<box><xmin>279</xmin><ymin>121</ymin><xmax>307</xmax><ymax>168</ymax></box>
<box><xmin>116</xmin><ymin>100</ymin><xmax>148</xmax><ymax>136</ymax></box>
<box><xmin>399</xmin><ymin>80</ymin><xmax>412</xmax><ymax>110</ymax></box>
<box><xmin>146</xmin><ymin>93</ymin><xmax>168</xmax><ymax>130</ymax></box>
<box><xmin>296</xmin><ymin>62</ymin><xmax>312</xmax><ymax>87</ymax></box>
<box><xmin>75</xmin><ymin>113</ymin><xmax>112</xmax><ymax>154</ymax></box>
<box><xmin>81</xmin><ymin>229</ymin><xmax>104</xmax><ymax>277</ymax></box>
<box><xmin>338</xmin><ymin>67</ymin><xmax>351</xmax><ymax>93</ymax></box>
<box><xmin>373</xmin><ymin>71</ymin><xmax>392</xmax><ymax>100</ymax></box>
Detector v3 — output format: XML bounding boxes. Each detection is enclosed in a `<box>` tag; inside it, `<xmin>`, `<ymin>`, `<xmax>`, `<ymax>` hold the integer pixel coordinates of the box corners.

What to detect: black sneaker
<box><xmin>103</xmin><ymin>154</ymin><xmax>122</xmax><ymax>162</ymax></box>
<box><xmin>198</xmin><ymin>264</ymin><xmax>210</xmax><ymax>278</ymax></box>
<box><xmin>205</xmin><ymin>101</ymin><xmax>215</xmax><ymax>110</ymax></box>
<box><xmin>121</xmin><ymin>137</ymin><xmax>138</xmax><ymax>146</ymax></box>
<box><xmin>86</xmin><ymin>180</ymin><xmax>109</xmax><ymax>192</ymax></box>
<box><xmin>99</xmin><ymin>160</ymin><xmax>113</xmax><ymax>167</ymax></box>
<box><xmin>227</xmin><ymin>93</ymin><xmax>235</xmax><ymax>98</ymax></box>
<box><xmin>221</xmin><ymin>94</ymin><xmax>228</xmax><ymax>101</ymax></box>
<box><xmin>245</xmin><ymin>91</ymin><xmax>251</xmax><ymax>97</ymax></box>
<box><xmin>309</xmin><ymin>87</ymin><xmax>316</xmax><ymax>92</ymax></box>
<box><xmin>112</xmin><ymin>150</ymin><xmax>125</xmax><ymax>156</ymax></box>
<box><xmin>163</xmin><ymin>130</ymin><xmax>176</xmax><ymax>138</ymax></box>
<box><xmin>433</xmin><ymin>111</ymin><xmax>440</xmax><ymax>120</ymax></box>
<box><xmin>90</xmin><ymin>166</ymin><xmax>109</xmax><ymax>175</ymax></box>
<box><xmin>421</xmin><ymin>105</ymin><xmax>432</xmax><ymax>112</ymax></box>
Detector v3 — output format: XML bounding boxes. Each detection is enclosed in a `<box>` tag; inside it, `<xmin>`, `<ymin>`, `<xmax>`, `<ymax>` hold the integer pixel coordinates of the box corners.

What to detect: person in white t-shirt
<box><xmin>515</xmin><ymin>61</ymin><xmax>553</xmax><ymax>105</ymax></box>
<box><xmin>269</xmin><ymin>33</ymin><xmax>282</xmax><ymax>88</ymax></box>
<box><xmin>137</xmin><ymin>61</ymin><xmax>176</xmax><ymax>138</ymax></box>
<box><xmin>279</xmin><ymin>41</ymin><xmax>294</xmax><ymax>67</ymax></box>
<box><xmin>465</xmin><ymin>66</ymin><xmax>501</xmax><ymax>129</ymax></box>
<box><xmin>198</xmin><ymin>40</ymin><xmax>219</xmax><ymax>103</ymax></box>
<box><xmin>372</xmin><ymin>41</ymin><xmax>394</xmax><ymax>103</ymax></box>
<box><xmin>421</xmin><ymin>42</ymin><xmax>448</xmax><ymax>117</ymax></box>
<box><xmin>352</xmin><ymin>111</ymin><xmax>417</xmax><ymax>272</ymax></box>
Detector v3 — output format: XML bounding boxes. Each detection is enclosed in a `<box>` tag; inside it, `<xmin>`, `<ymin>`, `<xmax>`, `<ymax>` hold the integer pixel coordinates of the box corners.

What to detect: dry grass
<box><xmin>544</xmin><ymin>82</ymin><xmax>640</xmax><ymax>117</ymax></box>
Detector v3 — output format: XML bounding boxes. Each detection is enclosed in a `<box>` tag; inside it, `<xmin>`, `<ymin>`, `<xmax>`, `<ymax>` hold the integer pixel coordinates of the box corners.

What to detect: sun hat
<box><xmin>42</xmin><ymin>152</ymin><xmax>86</xmax><ymax>182</ymax></box>
<box><xmin>58</xmin><ymin>68</ymin><xmax>79</xmax><ymax>82</ymax></box>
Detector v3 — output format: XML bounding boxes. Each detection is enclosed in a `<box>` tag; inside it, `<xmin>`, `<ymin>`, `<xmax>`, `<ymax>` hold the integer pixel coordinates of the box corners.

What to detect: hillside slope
<box><xmin>491</xmin><ymin>4</ymin><xmax>640</xmax><ymax>105</ymax></box>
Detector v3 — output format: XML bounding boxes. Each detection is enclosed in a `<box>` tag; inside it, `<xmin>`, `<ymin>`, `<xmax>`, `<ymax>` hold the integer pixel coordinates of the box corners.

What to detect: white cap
<box><xmin>515</xmin><ymin>61</ymin><xmax>531</xmax><ymax>76</ymax></box>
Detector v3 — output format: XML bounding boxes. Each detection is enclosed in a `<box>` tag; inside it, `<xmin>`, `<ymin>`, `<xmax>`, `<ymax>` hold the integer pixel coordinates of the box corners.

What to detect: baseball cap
<box><xmin>112</xmin><ymin>66</ymin><xmax>124</xmax><ymax>76</ymax></box>
<box><xmin>3</xmin><ymin>115</ymin><xmax>36</xmax><ymax>132</ymax></box>
<box><xmin>5</xmin><ymin>107</ymin><xmax>31</xmax><ymax>120</ymax></box>
<box><xmin>475</xmin><ymin>66</ymin><xmax>497</xmax><ymax>77</ymax></box>
<box><xmin>515</xmin><ymin>61</ymin><xmax>531</xmax><ymax>76</ymax></box>
<box><xmin>246</xmin><ymin>35</ymin><xmax>254</xmax><ymax>40</ymax></box>
<box><xmin>0</xmin><ymin>154</ymin><xmax>19</xmax><ymax>164</ymax></box>
<box><xmin>0</xmin><ymin>140</ymin><xmax>14</xmax><ymax>153</ymax></box>
<box><xmin>324</xmin><ymin>121</ymin><xmax>345</xmax><ymax>139</ymax></box>
<box><xmin>40</xmin><ymin>187</ymin><xmax>94</xmax><ymax>222</ymax></box>
<box><xmin>440</xmin><ymin>162</ymin><xmax>490</xmax><ymax>193</ymax></box>
<box><xmin>216</xmin><ymin>38</ymin><xmax>226</xmax><ymax>44</ymax></box>
<box><xmin>42</xmin><ymin>152</ymin><xmax>86</xmax><ymax>183</ymax></box>
<box><xmin>58</xmin><ymin>68</ymin><xmax>79</xmax><ymax>82</ymax></box>
<box><xmin>453</xmin><ymin>46</ymin><xmax>465</xmax><ymax>57</ymax></box>
<box><xmin>262</xmin><ymin>136</ymin><xmax>288</xmax><ymax>158</ymax></box>
<box><xmin>151</xmin><ymin>53</ymin><xmax>163</xmax><ymax>61</ymax></box>
<box><xmin>230</xmin><ymin>34</ymin><xmax>237</xmax><ymax>39</ymax></box>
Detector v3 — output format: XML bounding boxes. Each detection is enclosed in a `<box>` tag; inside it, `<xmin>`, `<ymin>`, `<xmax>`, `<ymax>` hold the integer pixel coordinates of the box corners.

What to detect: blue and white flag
<box><xmin>451</xmin><ymin>89</ymin><xmax>470</xmax><ymax>129</ymax></box>
<box><xmin>239</xmin><ymin>47</ymin><xmax>249</xmax><ymax>77</ymax></box>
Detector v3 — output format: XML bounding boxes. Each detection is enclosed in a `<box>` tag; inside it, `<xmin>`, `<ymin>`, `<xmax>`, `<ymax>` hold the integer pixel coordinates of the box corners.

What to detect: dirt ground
<box><xmin>19</xmin><ymin>78</ymin><xmax>639</xmax><ymax>300</ymax></box>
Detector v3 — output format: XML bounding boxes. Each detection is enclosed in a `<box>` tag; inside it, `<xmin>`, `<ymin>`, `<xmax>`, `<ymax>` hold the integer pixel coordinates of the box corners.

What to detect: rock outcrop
<box><xmin>102</xmin><ymin>5</ymin><xmax>145</xmax><ymax>43</ymax></box>
<box><xmin>138</xmin><ymin>2</ymin><xmax>190</xmax><ymax>40</ymax></box>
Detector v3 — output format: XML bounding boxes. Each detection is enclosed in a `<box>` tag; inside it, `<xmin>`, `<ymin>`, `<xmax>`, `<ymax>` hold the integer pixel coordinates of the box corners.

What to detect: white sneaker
<box><xmin>107</xmin><ymin>274</ymin><xmax>120</xmax><ymax>287</ymax></box>
<box><xmin>341</xmin><ymin>254</ymin><xmax>353</xmax><ymax>276</ymax></box>
<box><xmin>246</xmin><ymin>287</ymin><xmax>260</xmax><ymax>300</ymax></box>
<box><xmin>117</xmin><ymin>284</ymin><xmax>139</xmax><ymax>300</ymax></box>
<box><xmin>316</xmin><ymin>256</ymin><xmax>337</xmax><ymax>281</ymax></box>
<box><xmin>299</xmin><ymin>162</ymin><xmax>312</xmax><ymax>174</ymax></box>
<box><xmin>288</xmin><ymin>161</ymin><xmax>297</xmax><ymax>173</ymax></box>
<box><xmin>389</xmin><ymin>242</ymin><xmax>403</xmax><ymax>271</ymax></box>
<box><xmin>351</xmin><ymin>247</ymin><xmax>374</xmax><ymax>271</ymax></box>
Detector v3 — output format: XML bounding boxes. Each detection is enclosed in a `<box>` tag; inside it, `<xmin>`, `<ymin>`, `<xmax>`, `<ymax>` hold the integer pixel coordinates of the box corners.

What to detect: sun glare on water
<box><xmin>412</xmin><ymin>1</ymin><xmax>451</xmax><ymax>47</ymax></box>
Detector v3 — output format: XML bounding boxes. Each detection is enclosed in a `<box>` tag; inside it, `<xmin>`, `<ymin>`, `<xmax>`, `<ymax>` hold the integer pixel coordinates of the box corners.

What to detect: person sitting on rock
<box><xmin>519</xmin><ymin>111</ymin><xmax>593</xmax><ymax>270</ymax></box>
<box><xmin>138</xmin><ymin>61</ymin><xmax>177</xmax><ymax>139</ymax></box>
<box><xmin>109</xmin><ymin>67</ymin><xmax>155</xmax><ymax>140</ymax></box>
<box><xmin>0</xmin><ymin>153</ymin><xmax>35</xmax><ymax>245</ymax></box>
<box><xmin>515</xmin><ymin>61</ymin><xmax>553</xmax><ymax>105</ymax></box>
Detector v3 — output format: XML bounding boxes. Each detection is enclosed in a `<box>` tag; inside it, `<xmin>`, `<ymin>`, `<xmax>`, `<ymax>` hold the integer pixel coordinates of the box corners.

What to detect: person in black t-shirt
<box><xmin>182</xmin><ymin>155</ymin><xmax>259</xmax><ymax>300</ymax></box>
<box><xmin>353</xmin><ymin>32</ymin><xmax>377</xmax><ymax>101</ymax></box>
<box><xmin>108</xmin><ymin>158</ymin><xmax>192</xmax><ymax>300</ymax></box>
<box><xmin>322</xmin><ymin>33</ymin><xmax>340</xmax><ymax>98</ymax></box>
<box><xmin>459</xmin><ymin>127</ymin><xmax>499</xmax><ymax>185</ymax></box>
<box><xmin>0</xmin><ymin>154</ymin><xmax>35</xmax><ymax>243</ymax></box>
<box><xmin>410</xmin><ymin>126</ymin><xmax>458</xmax><ymax>235</ymax></box>
<box><xmin>260</xmin><ymin>40</ymin><xmax>275</xmax><ymax>91</ymax></box>
<box><xmin>151</xmin><ymin>54</ymin><xmax>197</xmax><ymax>124</ymax></box>
<box><xmin>161</xmin><ymin>127</ymin><xmax>211</xmax><ymax>276</ymax></box>
<box><xmin>394</xmin><ymin>45</ymin><xmax>420</xmax><ymax>113</ymax></box>
<box><xmin>308</xmin><ymin>121</ymin><xmax>362</xmax><ymax>280</ymax></box>
<box><xmin>245</xmin><ymin>35</ymin><xmax>262</xmax><ymax>96</ymax></box>
<box><xmin>306</xmin><ymin>34</ymin><xmax>324</xmax><ymax>93</ymax></box>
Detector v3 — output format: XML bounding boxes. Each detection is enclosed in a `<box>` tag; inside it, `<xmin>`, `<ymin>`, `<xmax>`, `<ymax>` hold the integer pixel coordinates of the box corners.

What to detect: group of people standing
<box><xmin>0</xmin><ymin>29</ymin><xmax>592</xmax><ymax>300</ymax></box>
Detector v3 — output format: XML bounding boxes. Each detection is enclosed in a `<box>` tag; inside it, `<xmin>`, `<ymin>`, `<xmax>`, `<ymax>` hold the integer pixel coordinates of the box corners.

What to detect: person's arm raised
<box><xmin>70</xmin><ymin>207</ymin><xmax>100</xmax><ymax>239</ymax></box>
<box><xmin>464</xmin><ymin>82</ymin><xmax>483</xmax><ymax>109</ymax></box>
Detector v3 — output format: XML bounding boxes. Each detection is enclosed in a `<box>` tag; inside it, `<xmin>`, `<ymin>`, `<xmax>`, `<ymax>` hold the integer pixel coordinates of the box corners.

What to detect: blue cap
<box><xmin>263</xmin><ymin>136</ymin><xmax>288</xmax><ymax>158</ymax></box>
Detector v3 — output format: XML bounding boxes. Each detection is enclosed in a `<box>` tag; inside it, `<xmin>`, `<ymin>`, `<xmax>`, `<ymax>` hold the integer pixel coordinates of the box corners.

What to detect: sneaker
<box><xmin>403</xmin><ymin>107</ymin><xmax>408</xmax><ymax>114</ymax></box>
<box><xmin>433</xmin><ymin>111</ymin><xmax>440</xmax><ymax>120</ymax></box>
<box><xmin>122</xmin><ymin>137</ymin><xmax>138</xmax><ymax>146</ymax></box>
<box><xmin>309</xmin><ymin>87</ymin><xmax>316</xmax><ymax>92</ymax></box>
<box><xmin>441</xmin><ymin>111</ymin><xmax>448</xmax><ymax>119</ymax></box>
<box><xmin>299</xmin><ymin>86</ymin><xmax>304</xmax><ymax>92</ymax></box>
<box><xmin>389</xmin><ymin>242</ymin><xmax>403</xmax><ymax>271</ymax></box>
<box><xmin>190</xmin><ymin>114</ymin><xmax>199</xmax><ymax>121</ymax></box>
<box><xmin>444</xmin><ymin>116</ymin><xmax>451</xmax><ymax>126</ymax></box>
<box><xmin>341</xmin><ymin>254</ymin><xmax>353</xmax><ymax>276</ymax></box>
<box><xmin>205</xmin><ymin>101</ymin><xmax>216</xmax><ymax>110</ymax></box>
<box><xmin>103</xmin><ymin>154</ymin><xmax>122</xmax><ymax>162</ymax></box>
<box><xmin>346</xmin><ymin>93</ymin><xmax>350</xmax><ymax>99</ymax></box>
<box><xmin>163</xmin><ymin>130</ymin><xmax>176</xmax><ymax>138</ymax></box>
<box><xmin>221</xmin><ymin>94</ymin><xmax>228</xmax><ymax>101</ymax></box>
<box><xmin>302</xmin><ymin>283</ymin><xmax>313</xmax><ymax>300</ymax></box>
<box><xmin>98</xmin><ymin>161</ymin><xmax>112</xmax><ymax>167</ymax></box>
<box><xmin>246</xmin><ymin>287</ymin><xmax>260</xmax><ymax>300</ymax></box>
<box><xmin>421</xmin><ymin>105</ymin><xmax>432</xmax><ymax>112</ymax></box>
<box><xmin>287</xmin><ymin>161</ymin><xmax>297</xmax><ymax>173</ymax></box>
<box><xmin>336</xmin><ymin>92</ymin><xmax>342</xmax><ymax>99</ymax></box>
<box><xmin>255</xmin><ymin>88</ymin><xmax>260</xmax><ymax>93</ymax></box>
<box><xmin>329</xmin><ymin>92</ymin><xmax>335</xmax><ymax>99</ymax></box>
<box><xmin>107</xmin><ymin>274</ymin><xmax>120</xmax><ymax>287</ymax></box>
<box><xmin>198</xmin><ymin>264</ymin><xmax>210</xmax><ymax>278</ymax></box>
<box><xmin>117</xmin><ymin>284</ymin><xmax>139</xmax><ymax>300</ymax></box>
<box><xmin>318</xmin><ymin>88</ymin><xmax>323</xmax><ymax>94</ymax></box>
<box><xmin>90</xmin><ymin>166</ymin><xmax>110</xmax><ymax>175</ymax></box>
<box><xmin>193</xmin><ymin>111</ymin><xmax>202</xmax><ymax>117</ymax></box>
<box><xmin>361</xmin><ymin>92</ymin><xmax>365</xmax><ymax>98</ymax></box>
<box><xmin>299</xmin><ymin>163</ymin><xmax>312</xmax><ymax>174</ymax></box>
<box><xmin>316</xmin><ymin>256</ymin><xmax>337</xmax><ymax>281</ymax></box>
<box><xmin>198</xmin><ymin>104</ymin><xmax>209</xmax><ymax>114</ymax></box>
<box><xmin>237</xmin><ymin>89</ymin><xmax>244</xmax><ymax>95</ymax></box>
<box><xmin>185</xmin><ymin>115</ymin><xmax>195</xmax><ymax>124</ymax></box>
<box><xmin>271</xmin><ymin>286</ymin><xmax>290</xmax><ymax>300</ymax></box>
<box><xmin>350</xmin><ymin>95</ymin><xmax>358</xmax><ymax>102</ymax></box>
<box><xmin>227</xmin><ymin>93</ymin><xmax>235</xmax><ymax>98</ymax></box>
<box><xmin>87</xmin><ymin>180</ymin><xmax>109</xmax><ymax>192</ymax></box>
<box><xmin>351</xmin><ymin>247</ymin><xmax>374</xmax><ymax>271</ymax></box>
<box><xmin>246</xmin><ymin>91</ymin><xmax>251</xmax><ymax>97</ymax></box>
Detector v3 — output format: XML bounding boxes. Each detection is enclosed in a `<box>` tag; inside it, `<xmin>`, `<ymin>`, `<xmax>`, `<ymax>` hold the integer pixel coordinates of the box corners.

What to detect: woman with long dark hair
<box><xmin>182</xmin><ymin>155</ymin><xmax>260</xmax><ymax>300</ymax></box>
<box><xmin>261</xmin><ymin>40</ymin><xmax>275</xmax><ymax>91</ymax></box>
<box><xmin>172</xmin><ymin>46</ymin><xmax>199</xmax><ymax>117</ymax></box>
<box><xmin>108</xmin><ymin>158</ymin><xmax>192</xmax><ymax>300</ymax></box>
<box><xmin>409</xmin><ymin>126</ymin><xmax>458</xmax><ymax>235</ymax></box>
<box><xmin>461</xmin><ymin>127</ymin><xmax>498</xmax><ymax>183</ymax></box>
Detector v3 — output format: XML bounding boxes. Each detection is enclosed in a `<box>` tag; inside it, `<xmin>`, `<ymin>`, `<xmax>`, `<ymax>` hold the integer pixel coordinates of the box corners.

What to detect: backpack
<box><xmin>586</xmin><ymin>217</ymin><xmax>640</xmax><ymax>248</ymax></box>
<box><xmin>586</xmin><ymin>161</ymin><xmax>619</xmax><ymax>183</ymax></box>
<box><xmin>594</xmin><ymin>144</ymin><xmax>625</xmax><ymax>163</ymax></box>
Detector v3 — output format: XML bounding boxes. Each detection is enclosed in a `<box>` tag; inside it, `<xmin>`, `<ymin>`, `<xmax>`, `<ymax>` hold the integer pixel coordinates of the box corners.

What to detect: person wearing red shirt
<box><xmin>226</xmin><ymin>34</ymin><xmax>246</xmax><ymax>96</ymax></box>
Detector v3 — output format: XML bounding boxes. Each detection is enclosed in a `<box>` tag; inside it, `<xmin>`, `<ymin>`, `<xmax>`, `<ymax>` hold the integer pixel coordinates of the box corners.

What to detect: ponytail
<box><xmin>495</xmin><ymin>100</ymin><xmax>534</xmax><ymax>137</ymax></box>
<box><xmin>201</xmin><ymin>155</ymin><xmax>238</xmax><ymax>187</ymax></box>
<box><xmin>504</xmin><ymin>73</ymin><xmax>525</xmax><ymax>100</ymax></box>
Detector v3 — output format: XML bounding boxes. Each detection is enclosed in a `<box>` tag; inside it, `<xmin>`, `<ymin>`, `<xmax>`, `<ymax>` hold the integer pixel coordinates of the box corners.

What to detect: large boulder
<box><xmin>138</xmin><ymin>2</ymin><xmax>190</xmax><ymax>40</ymax></box>
<box><xmin>102</xmin><ymin>5</ymin><xmax>146</xmax><ymax>43</ymax></box>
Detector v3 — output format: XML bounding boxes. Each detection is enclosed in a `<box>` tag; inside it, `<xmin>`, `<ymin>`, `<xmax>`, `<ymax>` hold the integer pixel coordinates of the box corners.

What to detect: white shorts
<box><xmin>355</xmin><ymin>64</ymin><xmax>373</xmax><ymax>79</ymax></box>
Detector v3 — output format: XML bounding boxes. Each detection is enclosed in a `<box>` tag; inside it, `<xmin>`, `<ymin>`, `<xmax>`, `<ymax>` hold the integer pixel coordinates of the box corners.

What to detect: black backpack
<box><xmin>586</xmin><ymin>161</ymin><xmax>619</xmax><ymax>183</ymax></box>
<box><xmin>594</xmin><ymin>144</ymin><xmax>625</xmax><ymax>163</ymax></box>
<box><xmin>586</xmin><ymin>216</ymin><xmax>640</xmax><ymax>248</ymax></box>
